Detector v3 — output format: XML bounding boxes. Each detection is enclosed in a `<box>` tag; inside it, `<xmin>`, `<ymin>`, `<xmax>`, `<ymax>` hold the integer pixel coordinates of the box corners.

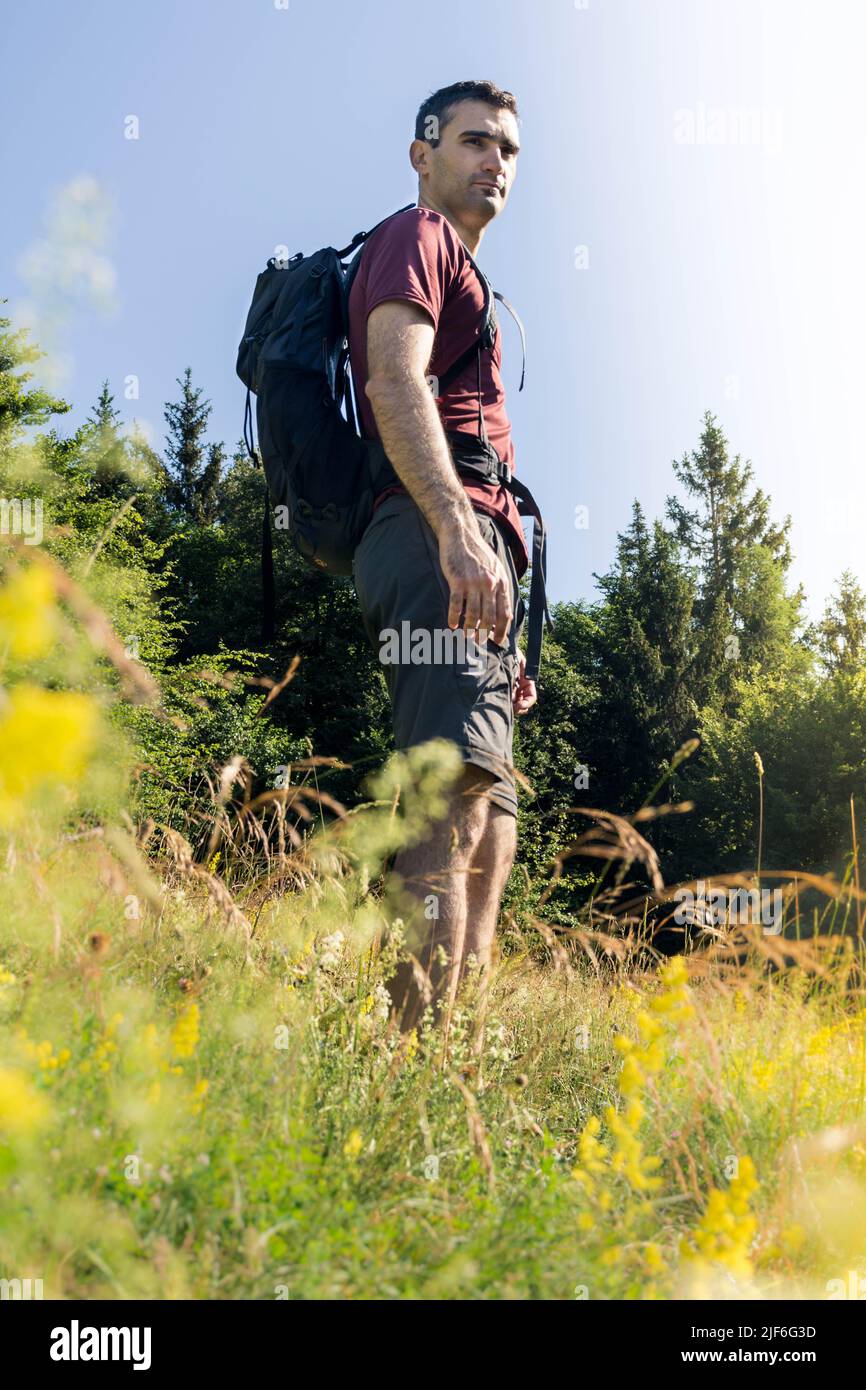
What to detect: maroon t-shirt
<box><xmin>347</xmin><ymin>206</ymin><xmax>528</xmax><ymax>575</ymax></box>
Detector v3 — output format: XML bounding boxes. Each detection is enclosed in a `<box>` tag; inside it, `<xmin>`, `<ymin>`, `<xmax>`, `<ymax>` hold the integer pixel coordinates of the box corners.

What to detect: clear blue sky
<box><xmin>3</xmin><ymin>0</ymin><xmax>864</xmax><ymax>620</ymax></box>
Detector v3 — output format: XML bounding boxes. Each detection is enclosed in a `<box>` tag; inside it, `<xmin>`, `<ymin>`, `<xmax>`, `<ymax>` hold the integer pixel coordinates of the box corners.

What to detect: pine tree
<box><xmin>586</xmin><ymin>501</ymin><xmax>696</xmax><ymax>815</ymax></box>
<box><xmin>198</xmin><ymin>441</ymin><xmax>224</xmax><ymax>527</ymax></box>
<box><xmin>814</xmin><ymin>570</ymin><xmax>866</xmax><ymax>674</ymax></box>
<box><xmin>0</xmin><ymin>302</ymin><xmax>69</xmax><ymax>453</ymax></box>
<box><xmin>162</xmin><ymin>367</ymin><xmax>224</xmax><ymax>525</ymax></box>
<box><xmin>665</xmin><ymin>411</ymin><xmax>802</xmax><ymax>707</ymax></box>
<box><xmin>86</xmin><ymin>380</ymin><xmax>121</xmax><ymax>431</ymax></box>
<box><xmin>80</xmin><ymin>379</ymin><xmax>132</xmax><ymax>499</ymax></box>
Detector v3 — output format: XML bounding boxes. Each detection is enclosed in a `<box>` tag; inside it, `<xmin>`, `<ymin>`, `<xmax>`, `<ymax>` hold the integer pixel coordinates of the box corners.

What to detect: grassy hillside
<box><xmin>2</xmin><ymin>554</ymin><xmax>866</xmax><ymax>1302</ymax></box>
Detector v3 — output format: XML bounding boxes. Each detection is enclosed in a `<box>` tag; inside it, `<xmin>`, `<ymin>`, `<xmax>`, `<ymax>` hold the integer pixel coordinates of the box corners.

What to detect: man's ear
<box><xmin>409</xmin><ymin>138</ymin><xmax>431</xmax><ymax>178</ymax></box>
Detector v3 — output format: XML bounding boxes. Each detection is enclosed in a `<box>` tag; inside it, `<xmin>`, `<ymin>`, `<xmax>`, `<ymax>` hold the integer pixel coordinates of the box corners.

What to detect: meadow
<box><xmin>2</xmin><ymin>553</ymin><xmax>866</xmax><ymax>1302</ymax></box>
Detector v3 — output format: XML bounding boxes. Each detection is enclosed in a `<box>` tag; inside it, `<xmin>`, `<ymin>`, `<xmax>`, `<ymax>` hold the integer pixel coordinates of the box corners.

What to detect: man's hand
<box><xmin>513</xmin><ymin>650</ymin><xmax>537</xmax><ymax>715</ymax></box>
<box><xmin>438</xmin><ymin>524</ymin><xmax>513</xmax><ymax>646</ymax></box>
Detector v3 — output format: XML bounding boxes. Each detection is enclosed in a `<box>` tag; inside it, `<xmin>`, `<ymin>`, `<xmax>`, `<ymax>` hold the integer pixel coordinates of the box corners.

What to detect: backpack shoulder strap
<box><xmin>340</xmin><ymin>203</ymin><xmax>416</xmax><ymax>319</ymax></box>
<box><xmin>336</xmin><ymin>203</ymin><xmax>415</xmax><ymax>260</ymax></box>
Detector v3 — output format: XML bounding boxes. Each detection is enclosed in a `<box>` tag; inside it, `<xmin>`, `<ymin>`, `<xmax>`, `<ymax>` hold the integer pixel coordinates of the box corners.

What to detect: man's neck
<box><xmin>417</xmin><ymin>193</ymin><xmax>484</xmax><ymax>257</ymax></box>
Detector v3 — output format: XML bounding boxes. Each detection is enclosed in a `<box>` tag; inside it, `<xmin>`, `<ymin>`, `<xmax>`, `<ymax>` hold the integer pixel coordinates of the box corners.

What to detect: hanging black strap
<box><xmin>243</xmin><ymin>384</ymin><xmax>257</xmax><ymax>465</ymax></box>
<box><xmin>261</xmin><ymin>484</ymin><xmax>276</xmax><ymax>642</ymax></box>
<box><xmin>508</xmin><ymin>476</ymin><xmax>552</xmax><ymax>684</ymax></box>
<box><xmin>242</xmin><ymin>384</ymin><xmax>276</xmax><ymax>643</ymax></box>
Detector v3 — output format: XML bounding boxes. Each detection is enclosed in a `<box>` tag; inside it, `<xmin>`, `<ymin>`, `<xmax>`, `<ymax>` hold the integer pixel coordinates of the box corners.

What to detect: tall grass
<box><xmin>3</xmin><ymin>549</ymin><xmax>866</xmax><ymax>1301</ymax></box>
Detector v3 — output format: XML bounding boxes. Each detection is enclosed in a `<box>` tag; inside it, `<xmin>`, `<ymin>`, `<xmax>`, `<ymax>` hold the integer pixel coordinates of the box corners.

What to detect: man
<box><xmin>349</xmin><ymin>79</ymin><xmax>537</xmax><ymax>1032</ymax></box>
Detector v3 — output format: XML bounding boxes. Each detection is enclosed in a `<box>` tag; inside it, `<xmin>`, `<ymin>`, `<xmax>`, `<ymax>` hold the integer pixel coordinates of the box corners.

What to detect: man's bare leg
<box><xmin>387</xmin><ymin>765</ymin><xmax>497</xmax><ymax>1032</ymax></box>
<box><xmin>459</xmin><ymin>804</ymin><xmax>516</xmax><ymax>1059</ymax></box>
<box><xmin>461</xmin><ymin>805</ymin><xmax>517</xmax><ymax>973</ymax></box>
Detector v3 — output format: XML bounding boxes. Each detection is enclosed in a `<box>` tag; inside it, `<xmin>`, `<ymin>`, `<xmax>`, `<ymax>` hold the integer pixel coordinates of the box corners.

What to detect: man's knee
<box><xmin>449</xmin><ymin>765</ymin><xmax>498</xmax><ymax>858</ymax></box>
<box><xmin>480</xmin><ymin>804</ymin><xmax>517</xmax><ymax>879</ymax></box>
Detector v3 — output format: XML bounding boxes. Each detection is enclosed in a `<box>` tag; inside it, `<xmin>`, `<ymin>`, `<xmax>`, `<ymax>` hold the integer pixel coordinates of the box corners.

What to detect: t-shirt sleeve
<box><xmin>362</xmin><ymin>211</ymin><xmax>460</xmax><ymax>329</ymax></box>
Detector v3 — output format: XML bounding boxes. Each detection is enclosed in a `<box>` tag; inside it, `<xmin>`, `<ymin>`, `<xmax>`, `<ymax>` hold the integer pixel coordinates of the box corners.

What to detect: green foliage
<box><xmin>0</xmin><ymin>303</ymin><xmax>70</xmax><ymax>447</ymax></box>
<box><xmin>681</xmin><ymin>662</ymin><xmax>866</xmax><ymax>880</ymax></box>
<box><xmin>3</xmin><ymin>303</ymin><xmax>866</xmax><ymax>900</ymax></box>
<box><xmin>585</xmin><ymin>502</ymin><xmax>696</xmax><ymax>816</ymax></box>
<box><xmin>162</xmin><ymin>367</ymin><xmax>222</xmax><ymax>525</ymax></box>
<box><xmin>812</xmin><ymin>569</ymin><xmax>866</xmax><ymax>675</ymax></box>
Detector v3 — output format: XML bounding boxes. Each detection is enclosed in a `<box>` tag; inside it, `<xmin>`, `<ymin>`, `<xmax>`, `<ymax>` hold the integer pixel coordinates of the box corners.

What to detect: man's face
<box><xmin>413</xmin><ymin>100</ymin><xmax>520</xmax><ymax>230</ymax></box>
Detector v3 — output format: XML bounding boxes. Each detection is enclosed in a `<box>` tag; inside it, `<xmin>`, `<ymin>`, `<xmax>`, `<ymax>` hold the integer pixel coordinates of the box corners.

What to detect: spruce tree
<box><xmin>162</xmin><ymin>367</ymin><xmax>223</xmax><ymax>525</ymax></box>
<box><xmin>0</xmin><ymin>302</ymin><xmax>69</xmax><ymax>452</ymax></box>
<box><xmin>665</xmin><ymin>411</ymin><xmax>801</xmax><ymax>707</ymax></box>
<box><xmin>86</xmin><ymin>380</ymin><xmax>121</xmax><ymax>431</ymax></box>
<box><xmin>587</xmin><ymin>501</ymin><xmax>696</xmax><ymax>815</ymax></box>
<box><xmin>814</xmin><ymin>570</ymin><xmax>866</xmax><ymax>674</ymax></box>
<box><xmin>81</xmin><ymin>379</ymin><xmax>132</xmax><ymax>499</ymax></box>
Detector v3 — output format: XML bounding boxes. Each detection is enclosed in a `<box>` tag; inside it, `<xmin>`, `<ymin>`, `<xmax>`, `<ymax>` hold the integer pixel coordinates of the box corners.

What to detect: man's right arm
<box><xmin>365</xmin><ymin>299</ymin><xmax>512</xmax><ymax>645</ymax></box>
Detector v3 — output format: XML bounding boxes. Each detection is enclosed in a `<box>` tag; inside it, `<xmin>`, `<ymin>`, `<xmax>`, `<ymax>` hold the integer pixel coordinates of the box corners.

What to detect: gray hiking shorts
<box><xmin>352</xmin><ymin>494</ymin><xmax>525</xmax><ymax>816</ymax></box>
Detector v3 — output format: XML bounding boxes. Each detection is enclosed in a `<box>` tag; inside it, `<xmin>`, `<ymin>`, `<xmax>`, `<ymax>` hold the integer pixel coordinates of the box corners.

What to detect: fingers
<box><xmin>464</xmin><ymin>571</ymin><xmax>511</xmax><ymax>646</ymax></box>
<box><xmin>442</xmin><ymin>538</ymin><xmax>512</xmax><ymax>644</ymax></box>
<box><xmin>447</xmin><ymin>582</ymin><xmax>466</xmax><ymax>631</ymax></box>
<box><xmin>470</xmin><ymin>557</ymin><xmax>512</xmax><ymax>646</ymax></box>
<box><xmin>462</xmin><ymin>578</ymin><xmax>486</xmax><ymax>637</ymax></box>
<box><xmin>514</xmin><ymin>678</ymin><xmax>537</xmax><ymax>715</ymax></box>
<box><xmin>491</xmin><ymin>567</ymin><xmax>512</xmax><ymax>647</ymax></box>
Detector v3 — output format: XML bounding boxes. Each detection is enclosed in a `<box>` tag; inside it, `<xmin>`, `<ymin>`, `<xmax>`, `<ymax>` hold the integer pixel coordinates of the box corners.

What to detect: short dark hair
<box><xmin>414</xmin><ymin>80</ymin><xmax>519</xmax><ymax>145</ymax></box>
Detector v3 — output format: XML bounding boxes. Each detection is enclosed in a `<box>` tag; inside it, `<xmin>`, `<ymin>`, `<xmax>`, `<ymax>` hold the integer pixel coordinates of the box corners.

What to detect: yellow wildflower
<box><xmin>190</xmin><ymin>1078</ymin><xmax>209</xmax><ymax>1115</ymax></box>
<box><xmin>170</xmin><ymin>1002</ymin><xmax>200</xmax><ymax>1059</ymax></box>
<box><xmin>0</xmin><ymin>1066</ymin><xmax>50</xmax><ymax>1135</ymax></box>
<box><xmin>680</xmin><ymin>1155</ymin><xmax>759</xmax><ymax>1283</ymax></box>
<box><xmin>0</xmin><ymin>684</ymin><xmax>98</xmax><ymax>826</ymax></box>
<box><xmin>577</xmin><ymin>1114</ymin><xmax>608</xmax><ymax>1174</ymax></box>
<box><xmin>0</xmin><ymin>563</ymin><xmax>57</xmax><ymax>661</ymax></box>
<box><xmin>343</xmin><ymin>1128</ymin><xmax>363</xmax><ymax>1159</ymax></box>
<box><xmin>749</xmin><ymin>1058</ymin><xmax>776</xmax><ymax>1094</ymax></box>
<box><xmin>781</xmin><ymin>1223</ymin><xmax>805</xmax><ymax>1252</ymax></box>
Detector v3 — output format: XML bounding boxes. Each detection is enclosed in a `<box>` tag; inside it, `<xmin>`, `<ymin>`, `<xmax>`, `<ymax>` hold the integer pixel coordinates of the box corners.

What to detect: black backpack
<box><xmin>236</xmin><ymin>205</ymin><xmax>552</xmax><ymax>677</ymax></box>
